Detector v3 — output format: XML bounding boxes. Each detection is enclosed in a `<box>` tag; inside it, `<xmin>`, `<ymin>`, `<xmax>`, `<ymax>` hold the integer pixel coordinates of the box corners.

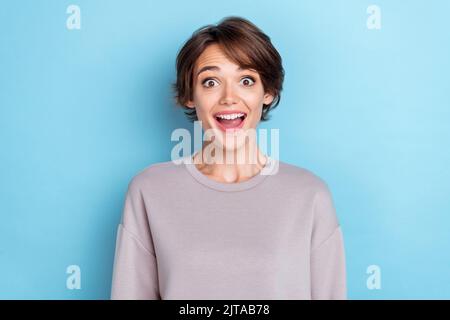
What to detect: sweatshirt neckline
<box><xmin>182</xmin><ymin>153</ymin><xmax>277</xmax><ymax>192</ymax></box>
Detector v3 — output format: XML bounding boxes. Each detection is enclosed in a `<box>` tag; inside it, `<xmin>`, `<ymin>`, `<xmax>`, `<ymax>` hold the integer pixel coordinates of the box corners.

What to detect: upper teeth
<box><xmin>216</xmin><ymin>113</ymin><xmax>245</xmax><ymax>120</ymax></box>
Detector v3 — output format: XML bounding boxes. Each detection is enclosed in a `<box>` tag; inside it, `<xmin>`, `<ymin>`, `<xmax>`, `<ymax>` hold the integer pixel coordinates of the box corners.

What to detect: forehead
<box><xmin>195</xmin><ymin>44</ymin><xmax>234</xmax><ymax>69</ymax></box>
<box><xmin>194</xmin><ymin>44</ymin><xmax>256</xmax><ymax>77</ymax></box>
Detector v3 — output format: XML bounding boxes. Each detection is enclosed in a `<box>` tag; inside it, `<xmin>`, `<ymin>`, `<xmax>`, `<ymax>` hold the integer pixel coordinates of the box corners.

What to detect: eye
<box><xmin>201</xmin><ymin>78</ymin><xmax>219</xmax><ymax>88</ymax></box>
<box><xmin>240</xmin><ymin>76</ymin><xmax>256</xmax><ymax>86</ymax></box>
<box><xmin>201</xmin><ymin>76</ymin><xmax>256</xmax><ymax>88</ymax></box>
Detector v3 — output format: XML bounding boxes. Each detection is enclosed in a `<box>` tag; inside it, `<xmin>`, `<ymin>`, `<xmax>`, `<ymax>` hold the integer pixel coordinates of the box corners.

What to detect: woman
<box><xmin>111</xmin><ymin>16</ymin><xmax>346</xmax><ymax>300</ymax></box>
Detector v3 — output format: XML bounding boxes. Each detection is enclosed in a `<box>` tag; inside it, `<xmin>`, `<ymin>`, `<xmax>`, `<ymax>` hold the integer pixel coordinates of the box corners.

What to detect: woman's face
<box><xmin>186</xmin><ymin>44</ymin><xmax>274</xmax><ymax>152</ymax></box>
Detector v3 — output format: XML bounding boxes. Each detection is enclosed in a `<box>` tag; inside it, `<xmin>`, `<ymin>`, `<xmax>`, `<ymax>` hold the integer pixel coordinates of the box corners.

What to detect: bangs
<box><xmin>214</xmin><ymin>30</ymin><xmax>267</xmax><ymax>77</ymax></box>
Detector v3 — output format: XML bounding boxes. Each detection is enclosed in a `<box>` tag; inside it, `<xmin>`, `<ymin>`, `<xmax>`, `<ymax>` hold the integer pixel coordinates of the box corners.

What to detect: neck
<box><xmin>193</xmin><ymin>140</ymin><xmax>268</xmax><ymax>183</ymax></box>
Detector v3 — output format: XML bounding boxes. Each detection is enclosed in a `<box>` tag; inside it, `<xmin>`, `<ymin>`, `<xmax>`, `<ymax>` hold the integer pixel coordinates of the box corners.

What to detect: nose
<box><xmin>219</xmin><ymin>80</ymin><xmax>239</xmax><ymax>106</ymax></box>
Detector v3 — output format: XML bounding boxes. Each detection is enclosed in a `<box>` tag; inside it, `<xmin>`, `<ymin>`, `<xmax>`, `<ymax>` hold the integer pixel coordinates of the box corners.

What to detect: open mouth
<box><xmin>213</xmin><ymin>112</ymin><xmax>247</xmax><ymax>132</ymax></box>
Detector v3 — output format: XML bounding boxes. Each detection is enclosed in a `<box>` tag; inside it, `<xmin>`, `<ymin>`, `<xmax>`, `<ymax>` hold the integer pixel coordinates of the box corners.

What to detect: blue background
<box><xmin>1</xmin><ymin>0</ymin><xmax>449</xmax><ymax>299</ymax></box>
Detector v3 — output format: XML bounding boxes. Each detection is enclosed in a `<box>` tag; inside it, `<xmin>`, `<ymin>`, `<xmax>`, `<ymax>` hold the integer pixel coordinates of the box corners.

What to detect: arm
<box><xmin>310</xmin><ymin>182</ymin><xmax>347</xmax><ymax>300</ymax></box>
<box><xmin>110</xmin><ymin>178</ymin><xmax>160</xmax><ymax>299</ymax></box>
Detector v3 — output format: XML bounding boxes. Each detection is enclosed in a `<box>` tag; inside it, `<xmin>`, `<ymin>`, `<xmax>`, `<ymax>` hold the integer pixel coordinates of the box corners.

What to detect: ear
<box><xmin>185</xmin><ymin>100</ymin><xmax>195</xmax><ymax>109</ymax></box>
<box><xmin>263</xmin><ymin>92</ymin><xmax>274</xmax><ymax>105</ymax></box>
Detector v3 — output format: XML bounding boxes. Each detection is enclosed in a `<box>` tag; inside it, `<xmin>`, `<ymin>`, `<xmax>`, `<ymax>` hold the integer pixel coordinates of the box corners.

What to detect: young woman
<box><xmin>111</xmin><ymin>16</ymin><xmax>346</xmax><ymax>300</ymax></box>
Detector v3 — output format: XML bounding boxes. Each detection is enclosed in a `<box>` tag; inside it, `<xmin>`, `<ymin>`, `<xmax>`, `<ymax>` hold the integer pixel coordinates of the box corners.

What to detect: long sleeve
<box><xmin>110</xmin><ymin>178</ymin><xmax>160</xmax><ymax>300</ymax></box>
<box><xmin>310</xmin><ymin>182</ymin><xmax>347</xmax><ymax>300</ymax></box>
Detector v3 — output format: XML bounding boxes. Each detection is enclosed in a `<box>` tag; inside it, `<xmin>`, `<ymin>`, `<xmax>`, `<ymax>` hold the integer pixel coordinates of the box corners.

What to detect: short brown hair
<box><xmin>172</xmin><ymin>16</ymin><xmax>285</xmax><ymax>122</ymax></box>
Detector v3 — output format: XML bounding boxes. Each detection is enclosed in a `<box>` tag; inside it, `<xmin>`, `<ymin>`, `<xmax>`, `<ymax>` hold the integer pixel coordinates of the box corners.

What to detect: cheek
<box><xmin>245</xmin><ymin>93</ymin><xmax>265</xmax><ymax>115</ymax></box>
<box><xmin>194</xmin><ymin>106</ymin><xmax>211</xmax><ymax>123</ymax></box>
<box><xmin>249</xmin><ymin>108</ymin><xmax>263</xmax><ymax>124</ymax></box>
<box><xmin>242</xmin><ymin>86</ymin><xmax>266</xmax><ymax>105</ymax></box>
<box><xmin>247</xmin><ymin>97</ymin><xmax>264</xmax><ymax>123</ymax></box>
<box><xmin>192</xmin><ymin>90</ymin><xmax>214</xmax><ymax>114</ymax></box>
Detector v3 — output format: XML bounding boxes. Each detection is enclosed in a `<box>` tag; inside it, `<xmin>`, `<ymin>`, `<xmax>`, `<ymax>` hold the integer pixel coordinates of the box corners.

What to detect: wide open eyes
<box><xmin>201</xmin><ymin>76</ymin><xmax>256</xmax><ymax>89</ymax></box>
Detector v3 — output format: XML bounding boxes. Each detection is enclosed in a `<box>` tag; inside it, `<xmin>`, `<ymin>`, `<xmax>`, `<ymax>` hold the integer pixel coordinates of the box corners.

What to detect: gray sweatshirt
<box><xmin>110</xmin><ymin>155</ymin><xmax>347</xmax><ymax>300</ymax></box>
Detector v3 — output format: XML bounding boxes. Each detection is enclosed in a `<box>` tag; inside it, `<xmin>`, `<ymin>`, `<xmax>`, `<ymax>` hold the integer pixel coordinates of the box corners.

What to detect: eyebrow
<box><xmin>196</xmin><ymin>66</ymin><xmax>255</xmax><ymax>78</ymax></box>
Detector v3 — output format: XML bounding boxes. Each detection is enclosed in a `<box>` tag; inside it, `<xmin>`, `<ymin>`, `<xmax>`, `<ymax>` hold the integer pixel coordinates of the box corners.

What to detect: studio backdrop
<box><xmin>1</xmin><ymin>0</ymin><xmax>449</xmax><ymax>299</ymax></box>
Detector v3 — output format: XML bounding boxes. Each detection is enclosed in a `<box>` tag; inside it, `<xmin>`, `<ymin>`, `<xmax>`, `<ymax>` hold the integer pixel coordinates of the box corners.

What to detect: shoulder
<box><xmin>274</xmin><ymin>160</ymin><xmax>339</xmax><ymax>231</ymax></box>
<box><xmin>279</xmin><ymin>161</ymin><xmax>340</xmax><ymax>231</ymax></box>
<box><xmin>126</xmin><ymin>159</ymin><xmax>185</xmax><ymax>192</ymax></box>
<box><xmin>276</xmin><ymin>160</ymin><xmax>332</xmax><ymax>195</ymax></box>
